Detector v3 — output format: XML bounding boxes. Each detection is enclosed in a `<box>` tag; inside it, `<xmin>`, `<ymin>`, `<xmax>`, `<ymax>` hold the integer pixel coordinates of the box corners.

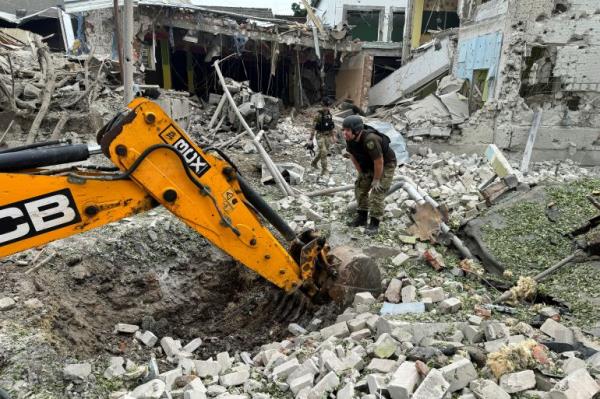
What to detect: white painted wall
<box><xmin>316</xmin><ymin>0</ymin><xmax>408</xmax><ymax>42</ymax></box>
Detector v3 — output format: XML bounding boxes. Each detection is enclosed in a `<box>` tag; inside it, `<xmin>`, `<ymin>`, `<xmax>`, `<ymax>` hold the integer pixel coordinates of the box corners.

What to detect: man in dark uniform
<box><xmin>343</xmin><ymin>115</ymin><xmax>396</xmax><ymax>235</ymax></box>
<box><xmin>309</xmin><ymin>99</ymin><xmax>336</xmax><ymax>176</ymax></box>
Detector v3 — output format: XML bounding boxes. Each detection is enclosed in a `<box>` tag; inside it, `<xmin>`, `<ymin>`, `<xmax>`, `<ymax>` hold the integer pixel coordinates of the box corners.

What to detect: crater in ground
<box><xmin>0</xmin><ymin>210</ymin><xmax>338</xmax><ymax>359</ymax></box>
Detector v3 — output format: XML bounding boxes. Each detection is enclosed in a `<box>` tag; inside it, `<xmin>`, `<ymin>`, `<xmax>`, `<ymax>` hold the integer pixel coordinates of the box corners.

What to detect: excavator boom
<box><xmin>0</xmin><ymin>98</ymin><xmax>337</xmax><ymax>299</ymax></box>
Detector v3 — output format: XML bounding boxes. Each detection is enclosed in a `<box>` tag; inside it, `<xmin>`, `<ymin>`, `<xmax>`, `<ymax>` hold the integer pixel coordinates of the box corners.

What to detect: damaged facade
<box><xmin>62</xmin><ymin>0</ymin><xmax>364</xmax><ymax>108</ymax></box>
<box><xmin>445</xmin><ymin>0</ymin><xmax>600</xmax><ymax>164</ymax></box>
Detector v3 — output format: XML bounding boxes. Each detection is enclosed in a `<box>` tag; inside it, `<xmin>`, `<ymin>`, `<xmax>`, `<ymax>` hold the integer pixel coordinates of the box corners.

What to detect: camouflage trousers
<box><xmin>355</xmin><ymin>163</ymin><xmax>396</xmax><ymax>219</ymax></box>
<box><xmin>311</xmin><ymin>134</ymin><xmax>331</xmax><ymax>174</ymax></box>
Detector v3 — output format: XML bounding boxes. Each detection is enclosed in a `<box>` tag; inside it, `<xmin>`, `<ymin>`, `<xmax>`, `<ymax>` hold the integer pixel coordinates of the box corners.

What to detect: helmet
<box><xmin>342</xmin><ymin>115</ymin><xmax>364</xmax><ymax>133</ymax></box>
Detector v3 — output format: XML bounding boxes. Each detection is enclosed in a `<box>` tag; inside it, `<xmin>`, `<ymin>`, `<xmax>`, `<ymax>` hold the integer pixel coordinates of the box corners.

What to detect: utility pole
<box><xmin>123</xmin><ymin>0</ymin><xmax>134</xmax><ymax>105</ymax></box>
<box><xmin>113</xmin><ymin>0</ymin><xmax>124</xmax><ymax>83</ymax></box>
<box><xmin>401</xmin><ymin>0</ymin><xmax>414</xmax><ymax>65</ymax></box>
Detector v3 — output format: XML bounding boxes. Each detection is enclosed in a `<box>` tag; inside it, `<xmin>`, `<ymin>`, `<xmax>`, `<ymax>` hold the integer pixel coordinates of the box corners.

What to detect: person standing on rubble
<box><xmin>309</xmin><ymin>98</ymin><xmax>336</xmax><ymax>177</ymax></box>
<box><xmin>343</xmin><ymin>115</ymin><xmax>396</xmax><ymax>235</ymax></box>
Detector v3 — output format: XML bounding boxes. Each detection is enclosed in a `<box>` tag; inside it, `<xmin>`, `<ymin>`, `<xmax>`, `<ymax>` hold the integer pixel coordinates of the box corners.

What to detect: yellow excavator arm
<box><xmin>0</xmin><ymin>98</ymin><xmax>336</xmax><ymax>299</ymax></box>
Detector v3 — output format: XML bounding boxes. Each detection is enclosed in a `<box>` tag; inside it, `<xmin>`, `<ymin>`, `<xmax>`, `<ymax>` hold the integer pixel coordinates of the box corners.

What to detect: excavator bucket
<box><xmin>288</xmin><ymin>230</ymin><xmax>382</xmax><ymax>308</ymax></box>
<box><xmin>326</xmin><ymin>246</ymin><xmax>382</xmax><ymax>307</ymax></box>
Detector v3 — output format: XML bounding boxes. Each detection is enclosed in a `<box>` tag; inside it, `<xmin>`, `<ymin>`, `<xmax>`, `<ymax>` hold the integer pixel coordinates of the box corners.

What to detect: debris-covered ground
<box><xmin>1</xmin><ymin>29</ymin><xmax>600</xmax><ymax>399</ymax></box>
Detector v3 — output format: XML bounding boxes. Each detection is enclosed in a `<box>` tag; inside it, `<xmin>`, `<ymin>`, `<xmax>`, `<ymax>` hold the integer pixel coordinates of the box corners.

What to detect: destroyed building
<box><xmin>62</xmin><ymin>0</ymin><xmax>365</xmax><ymax>108</ymax></box>
<box><xmin>1</xmin><ymin>0</ymin><xmax>600</xmax><ymax>398</ymax></box>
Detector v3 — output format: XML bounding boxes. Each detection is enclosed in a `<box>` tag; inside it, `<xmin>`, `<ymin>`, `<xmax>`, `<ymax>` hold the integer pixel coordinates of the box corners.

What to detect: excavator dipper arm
<box><xmin>0</xmin><ymin>98</ymin><xmax>337</xmax><ymax>298</ymax></box>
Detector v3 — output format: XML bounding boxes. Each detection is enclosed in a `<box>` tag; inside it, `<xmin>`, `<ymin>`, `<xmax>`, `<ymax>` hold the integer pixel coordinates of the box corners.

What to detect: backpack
<box><xmin>316</xmin><ymin>111</ymin><xmax>334</xmax><ymax>132</ymax></box>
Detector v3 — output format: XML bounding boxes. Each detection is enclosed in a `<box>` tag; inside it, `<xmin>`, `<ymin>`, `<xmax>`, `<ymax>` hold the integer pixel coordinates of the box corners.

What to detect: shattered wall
<box><xmin>444</xmin><ymin>0</ymin><xmax>600</xmax><ymax>165</ymax></box>
<box><xmin>83</xmin><ymin>9</ymin><xmax>115</xmax><ymax>59</ymax></box>
<box><xmin>335</xmin><ymin>52</ymin><xmax>373</xmax><ymax>110</ymax></box>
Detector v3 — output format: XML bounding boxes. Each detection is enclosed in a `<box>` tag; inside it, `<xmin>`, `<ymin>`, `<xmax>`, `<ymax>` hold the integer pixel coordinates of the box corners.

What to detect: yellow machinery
<box><xmin>0</xmin><ymin>98</ymin><xmax>345</xmax><ymax>302</ymax></box>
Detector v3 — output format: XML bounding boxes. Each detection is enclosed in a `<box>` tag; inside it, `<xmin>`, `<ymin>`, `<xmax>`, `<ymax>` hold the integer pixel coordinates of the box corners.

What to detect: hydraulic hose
<box><xmin>237</xmin><ymin>174</ymin><xmax>296</xmax><ymax>242</ymax></box>
<box><xmin>0</xmin><ymin>144</ymin><xmax>100</xmax><ymax>172</ymax></box>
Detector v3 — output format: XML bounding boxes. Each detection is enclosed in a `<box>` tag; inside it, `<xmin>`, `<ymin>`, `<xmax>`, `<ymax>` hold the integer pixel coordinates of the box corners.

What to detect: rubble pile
<box><xmin>100</xmin><ymin>290</ymin><xmax>600</xmax><ymax>399</ymax></box>
<box><xmin>0</xmin><ymin>32</ymin><xmax>124</xmax><ymax>146</ymax></box>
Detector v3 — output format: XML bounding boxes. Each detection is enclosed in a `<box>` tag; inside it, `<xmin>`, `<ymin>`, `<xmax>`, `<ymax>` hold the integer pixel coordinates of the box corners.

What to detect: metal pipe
<box><xmin>345</xmin><ymin>175</ymin><xmax>473</xmax><ymax>259</ymax></box>
<box><xmin>123</xmin><ymin>0</ymin><xmax>134</xmax><ymax>104</ymax></box>
<box><xmin>213</xmin><ymin>59</ymin><xmax>294</xmax><ymax>197</ymax></box>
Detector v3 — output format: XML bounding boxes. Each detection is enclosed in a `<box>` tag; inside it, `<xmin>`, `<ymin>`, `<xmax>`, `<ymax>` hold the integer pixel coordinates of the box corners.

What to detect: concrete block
<box><xmin>353</xmin><ymin>292</ymin><xmax>376</xmax><ymax>307</ymax></box>
<box><xmin>160</xmin><ymin>337</ymin><xmax>182</xmax><ymax>358</ymax></box>
<box><xmin>341</xmin><ymin>351</ymin><xmax>365</xmax><ymax>371</ymax></box>
<box><xmin>272</xmin><ymin>358</ymin><xmax>299</xmax><ymax>380</ymax></box>
<box><xmin>461</xmin><ymin>325</ymin><xmax>484</xmax><ymax>344</ymax></box>
<box><xmin>401</xmin><ymin>285</ymin><xmax>417</xmax><ymax>303</ymax></box>
<box><xmin>347</xmin><ymin>318</ymin><xmax>367</xmax><ymax>332</ymax></box>
<box><xmin>159</xmin><ymin>368</ymin><xmax>182</xmax><ymax>390</ymax></box>
<box><xmin>288</xmin><ymin>323</ymin><xmax>307</xmax><ymax>336</ymax></box>
<box><xmin>373</xmin><ymin>333</ymin><xmax>398</xmax><ymax>358</ymax></box>
<box><xmin>289</xmin><ymin>373</ymin><xmax>314</xmax><ymax>395</ymax></box>
<box><xmin>220</xmin><ymin>369</ymin><xmax>250</xmax><ymax>387</ymax></box>
<box><xmin>366</xmin><ymin>358</ymin><xmax>397</xmax><ymax>373</ymax></box>
<box><xmin>440</xmin><ymin>358</ymin><xmax>478</xmax><ymax>392</ymax></box>
<box><xmin>385</xmin><ymin>279</ymin><xmax>403</xmax><ymax>303</ymax></box>
<box><xmin>484</xmin><ymin>338</ymin><xmax>508</xmax><ymax>353</ymax></box>
<box><xmin>549</xmin><ymin>368</ymin><xmax>599</xmax><ymax>398</ymax></box>
<box><xmin>483</xmin><ymin>321</ymin><xmax>509</xmax><ymax>341</ymax></box>
<box><xmin>469</xmin><ymin>379</ymin><xmax>510</xmax><ymax>399</ymax></box>
<box><xmin>308</xmin><ymin>371</ymin><xmax>339</xmax><ymax>399</ymax></box>
<box><xmin>367</xmin><ymin>374</ymin><xmax>388</xmax><ymax>395</ymax></box>
<box><xmin>391</xmin><ymin>327</ymin><xmax>413</xmax><ymax>342</ymax></box>
<box><xmin>320</xmin><ymin>321</ymin><xmax>350</xmax><ymax>339</ymax></box>
<box><xmin>499</xmin><ymin>370</ymin><xmax>536</xmax><ymax>393</ymax></box>
<box><xmin>130</xmin><ymin>379</ymin><xmax>166</xmax><ymax>398</ymax></box>
<box><xmin>412</xmin><ymin>369</ymin><xmax>450</xmax><ymax>399</ymax></box>
<box><xmin>183</xmin><ymin>391</ymin><xmax>206</xmax><ymax>399</ymax></box>
<box><xmin>287</xmin><ymin>359</ymin><xmax>318</xmax><ymax>384</ymax></box>
<box><xmin>540</xmin><ymin>319</ymin><xmax>575</xmax><ymax>344</ymax></box>
<box><xmin>63</xmin><ymin>363</ymin><xmax>91</xmax><ymax>382</ymax></box>
<box><xmin>392</xmin><ymin>253</ymin><xmax>410</xmax><ymax>266</ymax></box>
<box><xmin>114</xmin><ymin>323</ymin><xmax>139</xmax><ymax>334</ymax></box>
<box><xmin>320</xmin><ymin>350</ymin><xmax>343</xmax><ymax>373</ymax></box>
<box><xmin>194</xmin><ymin>360</ymin><xmax>220</xmax><ymax>377</ymax></box>
<box><xmin>184</xmin><ymin>377</ymin><xmax>206</xmax><ymax>392</ymax></box>
<box><xmin>337</xmin><ymin>382</ymin><xmax>354</xmax><ymax>399</ymax></box>
<box><xmin>388</xmin><ymin>361</ymin><xmax>420</xmax><ymax>399</ymax></box>
<box><xmin>183</xmin><ymin>338</ymin><xmax>203</xmax><ymax>353</ymax></box>
<box><xmin>138</xmin><ymin>331</ymin><xmax>158</xmax><ymax>347</ymax></box>
<box><xmin>380</xmin><ymin>302</ymin><xmax>426</xmax><ymax>315</ymax></box>
<box><xmin>217</xmin><ymin>352</ymin><xmax>233</xmax><ymax>373</ymax></box>
<box><xmin>419</xmin><ymin>287</ymin><xmax>445</xmax><ymax>303</ymax></box>
<box><xmin>439</xmin><ymin>297</ymin><xmax>462</xmax><ymax>314</ymax></box>
<box><xmin>350</xmin><ymin>329</ymin><xmax>372</xmax><ymax>341</ymax></box>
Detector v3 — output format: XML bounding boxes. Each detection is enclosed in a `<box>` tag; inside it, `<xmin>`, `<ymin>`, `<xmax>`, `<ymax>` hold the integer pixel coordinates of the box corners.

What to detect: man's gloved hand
<box><xmin>371</xmin><ymin>179</ymin><xmax>384</xmax><ymax>193</ymax></box>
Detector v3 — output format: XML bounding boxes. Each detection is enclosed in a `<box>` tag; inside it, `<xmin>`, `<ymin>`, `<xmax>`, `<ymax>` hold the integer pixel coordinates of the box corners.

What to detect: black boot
<box><xmin>366</xmin><ymin>217</ymin><xmax>380</xmax><ymax>235</ymax></box>
<box><xmin>348</xmin><ymin>210</ymin><xmax>368</xmax><ymax>227</ymax></box>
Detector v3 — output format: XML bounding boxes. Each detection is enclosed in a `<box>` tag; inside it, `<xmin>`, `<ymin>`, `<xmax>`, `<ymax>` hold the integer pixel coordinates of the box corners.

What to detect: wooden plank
<box><xmin>160</xmin><ymin>38</ymin><xmax>172</xmax><ymax>90</ymax></box>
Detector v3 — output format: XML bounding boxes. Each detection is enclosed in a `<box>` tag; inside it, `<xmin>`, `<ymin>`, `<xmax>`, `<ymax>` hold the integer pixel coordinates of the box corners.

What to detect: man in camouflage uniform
<box><xmin>343</xmin><ymin>115</ymin><xmax>396</xmax><ymax>235</ymax></box>
<box><xmin>309</xmin><ymin>99</ymin><xmax>336</xmax><ymax>176</ymax></box>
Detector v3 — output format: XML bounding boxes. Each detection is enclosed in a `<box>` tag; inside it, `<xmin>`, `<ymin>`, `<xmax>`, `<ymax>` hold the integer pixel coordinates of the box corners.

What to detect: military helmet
<box><xmin>342</xmin><ymin>115</ymin><xmax>364</xmax><ymax>134</ymax></box>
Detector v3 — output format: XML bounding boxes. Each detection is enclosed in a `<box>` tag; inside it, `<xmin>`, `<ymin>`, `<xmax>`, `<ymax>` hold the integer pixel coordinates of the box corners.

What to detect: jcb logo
<box><xmin>0</xmin><ymin>189</ymin><xmax>81</xmax><ymax>247</ymax></box>
<box><xmin>159</xmin><ymin>125</ymin><xmax>210</xmax><ymax>178</ymax></box>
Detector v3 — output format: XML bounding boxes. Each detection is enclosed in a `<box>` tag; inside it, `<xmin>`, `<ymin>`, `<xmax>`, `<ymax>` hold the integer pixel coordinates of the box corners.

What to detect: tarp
<box><xmin>364</xmin><ymin>120</ymin><xmax>410</xmax><ymax>165</ymax></box>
